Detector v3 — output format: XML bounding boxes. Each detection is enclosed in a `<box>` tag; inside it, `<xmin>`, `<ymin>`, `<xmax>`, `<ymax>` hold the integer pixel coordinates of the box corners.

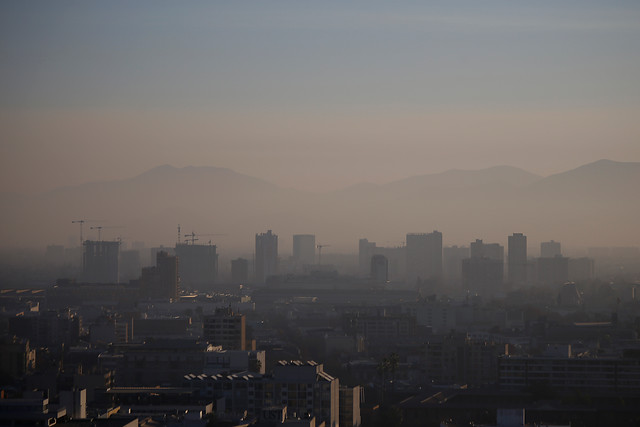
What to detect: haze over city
<box><xmin>1</xmin><ymin>3</ymin><xmax>640</xmax><ymax>426</ymax></box>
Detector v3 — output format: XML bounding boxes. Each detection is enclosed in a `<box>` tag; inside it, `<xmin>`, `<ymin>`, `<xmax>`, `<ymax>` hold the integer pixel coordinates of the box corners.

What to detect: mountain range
<box><xmin>1</xmin><ymin>159</ymin><xmax>638</xmax><ymax>252</ymax></box>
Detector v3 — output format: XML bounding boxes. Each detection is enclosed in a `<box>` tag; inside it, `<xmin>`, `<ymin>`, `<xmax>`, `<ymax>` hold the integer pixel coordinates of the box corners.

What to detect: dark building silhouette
<box><xmin>358</xmin><ymin>238</ymin><xmax>406</xmax><ymax>281</ymax></box>
<box><xmin>406</xmin><ymin>231</ymin><xmax>443</xmax><ymax>284</ymax></box>
<box><xmin>470</xmin><ymin>239</ymin><xmax>503</xmax><ymax>261</ymax></box>
<box><xmin>463</xmin><ymin>239</ymin><xmax>504</xmax><ymax>294</ymax></box>
<box><xmin>202</xmin><ymin>307</ymin><xmax>246</xmax><ymax>350</ymax></box>
<box><xmin>537</xmin><ymin>256</ymin><xmax>569</xmax><ymax>285</ymax></box>
<box><xmin>231</xmin><ymin>257</ymin><xmax>249</xmax><ymax>284</ymax></box>
<box><xmin>175</xmin><ymin>243</ymin><xmax>218</xmax><ymax>289</ymax></box>
<box><xmin>293</xmin><ymin>234</ymin><xmax>315</xmax><ymax>266</ymax></box>
<box><xmin>443</xmin><ymin>245</ymin><xmax>470</xmax><ymax>283</ymax></box>
<box><xmin>541</xmin><ymin>240</ymin><xmax>562</xmax><ymax>258</ymax></box>
<box><xmin>358</xmin><ymin>238</ymin><xmax>376</xmax><ymax>277</ymax></box>
<box><xmin>119</xmin><ymin>249</ymin><xmax>141</xmax><ymax>282</ymax></box>
<box><xmin>370</xmin><ymin>254</ymin><xmax>388</xmax><ymax>283</ymax></box>
<box><xmin>140</xmin><ymin>250</ymin><xmax>178</xmax><ymax>299</ymax></box>
<box><xmin>255</xmin><ymin>230</ymin><xmax>278</xmax><ymax>284</ymax></box>
<box><xmin>508</xmin><ymin>233</ymin><xmax>527</xmax><ymax>286</ymax></box>
<box><xmin>82</xmin><ymin>240</ymin><xmax>120</xmax><ymax>283</ymax></box>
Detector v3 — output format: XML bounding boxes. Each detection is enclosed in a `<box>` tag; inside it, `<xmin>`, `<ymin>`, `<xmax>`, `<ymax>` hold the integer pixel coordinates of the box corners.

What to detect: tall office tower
<box><xmin>406</xmin><ymin>231</ymin><xmax>443</xmax><ymax>284</ymax></box>
<box><xmin>255</xmin><ymin>230</ymin><xmax>278</xmax><ymax>284</ymax></box>
<box><xmin>443</xmin><ymin>245</ymin><xmax>470</xmax><ymax>283</ymax></box>
<box><xmin>175</xmin><ymin>243</ymin><xmax>218</xmax><ymax>290</ymax></box>
<box><xmin>463</xmin><ymin>239</ymin><xmax>504</xmax><ymax>293</ymax></box>
<box><xmin>231</xmin><ymin>258</ymin><xmax>249</xmax><ymax>284</ymax></box>
<box><xmin>541</xmin><ymin>240</ymin><xmax>562</xmax><ymax>258</ymax></box>
<box><xmin>293</xmin><ymin>234</ymin><xmax>316</xmax><ymax>266</ymax></box>
<box><xmin>141</xmin><ymin>250</ymin><xmax>179</xmax><ymax>299</ymax></box>
<box><xmin>358</xmin><ymin>238</ymin><xmax>376</xmax><ymax>277</ymax></box>
<box><xmin>83</xmin><ymin>240</ymin><xmax>120</xmax><ymax>283</ymax></box>
<box><xmin>370</xmin><ymin>254</ymin><xmax>389</xmax><ymax>283</ymax></box>
<box><xmin>202</xmin><ymin>307</ymin><xmax>246</xmax><ymax>350</ymax></box>
<box><xmin>470</xmin><ymin>239</ymin><xmax>504</xmax><ymax>261</ymax></box>
<box><xmin>508</xmin><ymin>233</ymin><xmax>527</xmax><ymax>286</ymax></box>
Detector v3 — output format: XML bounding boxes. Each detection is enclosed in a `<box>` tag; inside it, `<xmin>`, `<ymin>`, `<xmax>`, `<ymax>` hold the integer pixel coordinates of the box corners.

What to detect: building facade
<box><xmin>406</xmin><ymin>231</ymin><xmax>443</xmax><ymax>284</ymax></box>
<box><xmin>202</xmin><ymin>307</ymin><xmax>246</xmax><ymax>350</ymax></box>
<box><xmin>255</xmin><ymin>230</ymin><xmax>278</xmax><ymax>284</ymax></box>
<box><xmin>508</xmin><ymin>233</ymin><xmax>527</xmax><ymax>286</ymax></box>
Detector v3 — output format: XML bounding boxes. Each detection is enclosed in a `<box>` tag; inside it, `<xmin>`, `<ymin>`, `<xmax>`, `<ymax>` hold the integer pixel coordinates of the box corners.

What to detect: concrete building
<box><xmin>175</xmin><ymin>243</ymin><xmax>218</xmax><ymax>289</ymax></box>
<box><xmin>59</xmin><ymin>388</ymin><xmax>86</xmax><ymax>419</ymax></box>
<box><xmin>470</xmin><ymin>239</ymin><xmax>504</xmax><ymax>261</ymax></box>
<box><xmin>108</xmin><ymin>339</ymin><xmax>218</xmax><ymax>386</ymax></box>
<box><xmin>463</xmin><ymin>239</ymin><xmax>504</xmax><ymax>294</ymax></box>
<box><xmin>256</xmin><ymin>230</ymin><xmax>278</xmax><ymax>284</ymax></box>
<box><xmin>231</xmin><ymin>257</ymin><xmax>249</xmax><ymax>284</ymax></box>
<box><xmin>370</xmin><ymin>254</ymin><xmax>389</xmax><ymax>283</ymax></box>
<box><xmin>498</xmin><ymin>351</ymin><xmax>640</xmax><ymax>391</ymax></box>
<box><xmin>83</xmin><ymin>240</ymin><xmax>120</xmax><ymax>283</ymax></box>
<box><xmin>344</xmin><ymin>311</ymin><xmax>417</xmax><ymax>344</ymax></box>
<box><xmin>203</xmin><ymin>349</ymin><xmax>266</xmax><ymax>375</ymax></box>
<box><xmin>140</xmin><ymin>250</ymin><xmax>179</xmax><ymax>299</ymax></box>
<box><xmin>541</xmin><ymin>240</ymin><xmax>562</xmax><ymax>258</ymax></box>
<box><xmin>339</xmin><ymin>386</ymin><xmax>363</xmax><ymax>427</ymax></box>
<box><xmin>508</xmin><ymin>233</ymin><xmax>527</xmax><ymax>286</ymax></box>
<box><xmin>0</xmin><ymin>337</ymin><xmax>36</xmax><ymax>380</ymax></box>
<box><xmin>443</xmin><ymin>245</ymin><xmax>470</xmax><ymax>284</ymax></box>
<box><xmin>425</xmin><ymin>333</ymin><xmax>505</xmax><ymax>386</ymax></box>
<box><xmin>184</xmin><ymin>360</ymin><xmax>341</xmax><ymax>427</ymax></box>
<box><xmin>358</xmin><ymin>238</ymin><xmax>377</xmax><ymax>277</ymax></box>
<box><xmin>293</xmin><ymin>234</ymin><xmax>316</xmax><ymax>267</ymax></box>
<box><xmin>202</xmin><ymin>306</ymin><xmax>246</xmax><ymax>350</ymax></box>
<box><xmin>406</xmin><ymin>231</ymin><xmax>443</xmax><ymax>284</ymax></box>
<box><xmin>119</xmin><ymin>249</ymin><xmax>141</xmax><ymax>282</ymax></box>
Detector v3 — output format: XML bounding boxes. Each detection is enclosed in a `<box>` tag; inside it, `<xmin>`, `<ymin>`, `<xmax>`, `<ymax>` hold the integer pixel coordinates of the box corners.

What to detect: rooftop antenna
<box><xmin>177</xmin><ymin>224</ymin><xmax>181</xmax><ymax>245</ymax></box>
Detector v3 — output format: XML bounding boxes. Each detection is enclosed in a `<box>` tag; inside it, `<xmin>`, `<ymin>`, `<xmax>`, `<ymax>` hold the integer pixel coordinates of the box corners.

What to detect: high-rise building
<box><xmin>508</xmin><ymin>233</ymin><xmax>527</xmax><ymax>286</ymax></box>
<box><xmin>463</xmin><ymin>239</ymin><xmax>504</xmax><ymax>293</ymax></box>
<box><xmin>119</xmin><ymin>249</ymin><xmax>141</xmax><ymax>282</ymax></box>
<box><xmin>83</xmin><ymin>240</ymin><xmax>120</xmax><ymax>283</ymax></box>
<box><xmin>470</xmin><ymin>239</ymin><xmax>504</xmax><ymax>260</ymax></box>
<box><xmin>541</xmin><ymin>240</ymin><xmax>562</xmax><ymax>258</ymax></box>
<box><xmin>202</xmin><ymin>307</ymin><xmax>246</xmax><ymax>350</ymax></box>
<box><xmin>175</xmin><ymin>243</ymin><xmax>218</xmax><ymax>289</ymax></box>
<box><xmin>140</xmin><ymin>250</ymin><xmax>178</xmax><ymax>299</ymax></box>
<box><xmin>443</xmin><ymin>245</ymin><xmax>470</xmax><ymax>283</ymax></box>
<box><xmin>358</xmin><ymin>238</ymin><xmax>376</xmax><ymax>277</ymax></box>
<box><xmin>406</xmin><ymin>231</ymin><xmax>443</xmax><ymax>284</ymax></box>
<box><xmin>293</xmin><ymin>234</ymin><xmax>316</xmax><ymax>266</ymax></box>
<box><xmin>370</xmin><ymin>254</ymin><xmax>389</xmax><ymax>283</ymax></box>
<box><xmin>231</xmin><ymin>258</ymin><xmax>249</xmax><ymax>284</ymax></box>
<box><xmin>255</xmin><ymin>230</ymin><xmax>278</xmax><ymax>284</ymax></box>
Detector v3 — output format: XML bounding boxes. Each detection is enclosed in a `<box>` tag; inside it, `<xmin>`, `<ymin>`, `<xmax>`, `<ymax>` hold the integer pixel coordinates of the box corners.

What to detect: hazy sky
<box><xmin>2</xmin><ymin>1</ymin><xmax>640</xmax><ymax>193</ymax></box>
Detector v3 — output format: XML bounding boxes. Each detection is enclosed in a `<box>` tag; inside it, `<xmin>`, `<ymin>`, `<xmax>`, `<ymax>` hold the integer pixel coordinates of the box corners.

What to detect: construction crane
<box><xmin>71</xmin><ymin>220</ymin><xmax>87</xmax><ymax>246</ymax></box>
<box><xmin>72</xmin><ymin>219</ymin><xmax>101</xmax><ymax>246</ymax></box>
<box><xmin>90</xmin><ymin>225</ymin><xmax>124</xmax><ymax>241</ymax></box>
<box><xmin>316</xmin><ymin>244</ymin><xmax>331</xmax><ymax>266</ymax></box>
<box><xmin>183</xmin><ymin>232</ymin><xmax>228</xmax><ymax>245</ymax></box>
